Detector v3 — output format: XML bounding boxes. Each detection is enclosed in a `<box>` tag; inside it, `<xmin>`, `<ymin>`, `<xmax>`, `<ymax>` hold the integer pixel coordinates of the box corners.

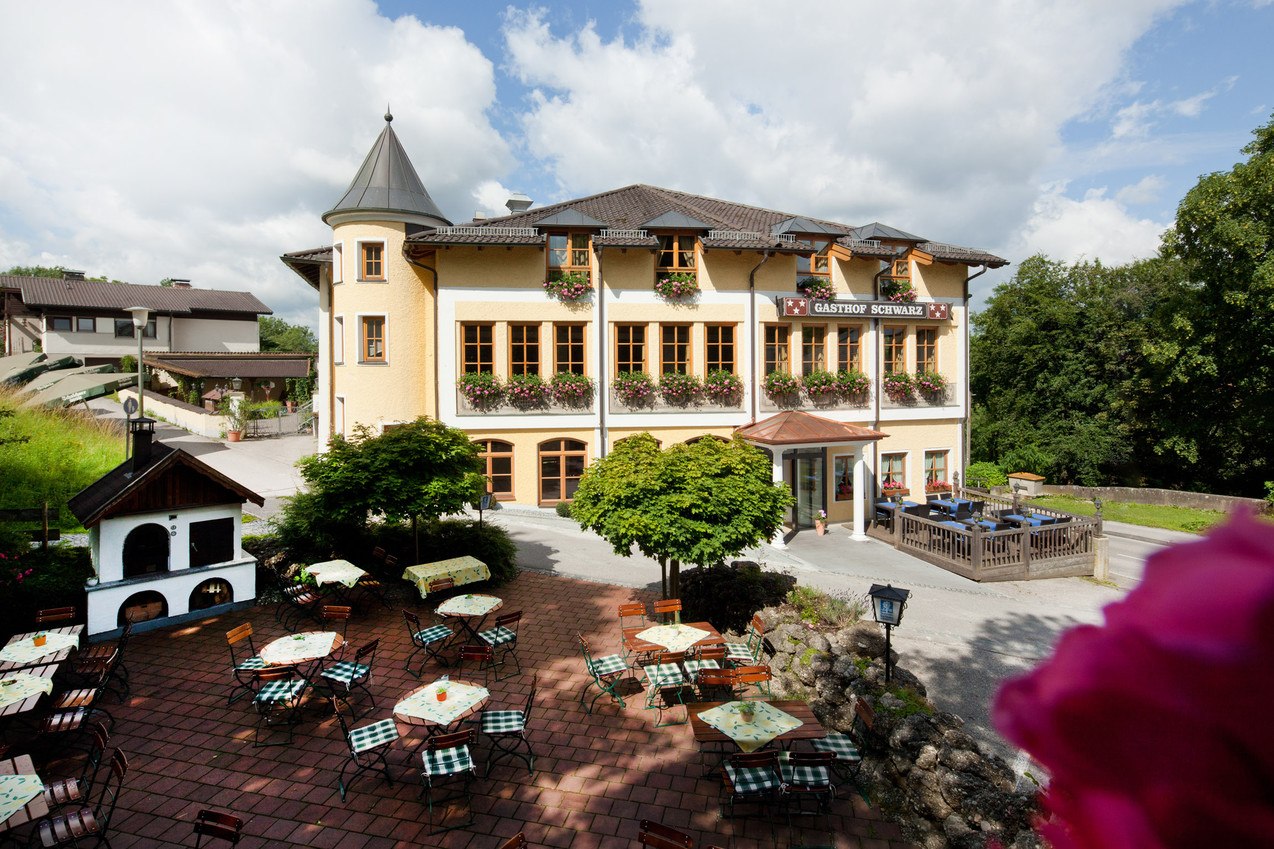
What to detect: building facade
<box><xmin>282</xmin><ymin>115</ymin><xmax>1007</xmax><ymax>537</ymax></box>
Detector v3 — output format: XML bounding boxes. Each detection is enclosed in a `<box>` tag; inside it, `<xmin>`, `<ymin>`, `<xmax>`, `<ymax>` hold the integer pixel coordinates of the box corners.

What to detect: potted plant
<box><xmin>836</xmin><ymin>369</ymin><xmax>870</xmax><ymax>399</ymax></box>
<box><xmin>702</xmin><ymin>369</ymin><xmax>743</xmax><ymax>406</ymax></box>
<box><xmin>815</xmin><ymin>509</ymin><xmax>828</xmax><ymax>535</ymax></box>
<box><xmin>542</xmin><ymin>270</ymin><xmax>592</xmax><ymax>302</ymax></box>
<box><xmin>882</xmin><ymin>371</ymin><xmax>914</xmax><ymax>403</ymax></box>
<box><xmin>33</xmin><ymin>632</ymin><xmax>47</xmax><ymax>647</ymax></box>
<box><xmin>218</xmin><ymin>397</ymin><xmax>249</xmax><ymax>442</ymax></box>
<box><xmin>925</xmin><ymin>479</ymin><xmax>952</xmax><ymax>494</ymax></box>
<box><xmin>436</xmin><ymin>682</ymin><xmax>449</xmax><ymax>702</ymax></box>
<box><xmin>797</xmin><ymin>276</ymin><xmax>834</xmax><ymax>301</ymax></box>
<box><xmin>881</xmin><ymin>278</ymin><xmax>917</xmax><ymax>302</ymax></box>
<box><xmin>612</xmin><ymin>371</ymin><xmax>657</xmax><ymax>407</ymax></box>
<box><xmin>763</xmin><ymin>370</ymin><xmax>802</xmax><ymax>401</ymax></box>
<box><xmin>654</xmin><ymin>271</ymin><xmax>699</xmax><ymax>300</ymax></box>
<box><xmin>882</xmin><ymin>480</ymin><xmax>909</xmax><ymax>497</ymax></box>
<box><xmin>658</xmin><ymin>372</ymin><xmax>701</xmax><ymax>407</ymax></box>
<box><xmin>914</xmin><ymin>371</ymin><xmax>946</xmax><ymax>400</ymax></box>
<box><xmin>801</xmin><ymin>369</ymin><xmax>840</xmax><ymax>403</ymax></box>
<box><xmin>550</xmin><ymin>372</ymin><xmax>594</xmax><ymax>407</ymax></box>
<box><xmin>458</xmin><ymin>371</ymin><xmax>505</xmax><ymax>410</ymax></box>
<box><xmin>737</xmin><ymin>700</ymin><xmax>758</xmax><ymax>723</ymax></box>
<box><xmin>505</xmin><ymin>373</ymin><xmax>551</xmax><ymax>409</ymax></box>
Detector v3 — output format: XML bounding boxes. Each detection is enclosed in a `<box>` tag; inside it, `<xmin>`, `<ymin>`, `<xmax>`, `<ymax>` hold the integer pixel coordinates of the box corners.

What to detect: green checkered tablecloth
<box><xmin>403</xmin><ymin>556</ymin><xmax>491</xmax><ymax>598</ymax></box>
<box><xmin>697</xmin><ymin>701</ymin><xmax>803</xmax><ymax>753</ymax></box>
<box><xmin>395</xmin><ymin>680</ymin><xmax>489</xmax><ymax>725</ymax></box>
<box><xmin>436</xmin><ymin>594</ymin><xmax>501</xmax><ymax>618</ymax></box>
<box><xmin>0</xmin><ymin>672</ymin><xmax>53</xmax><ymax>710</ymax></box>
<box><xmin>259</xmin><ymin>631</ymin><xmax>339</xmax><ymax>666</ymax></box>
<box><xmin>307</xmin><ymin>559</ymin><xmax>367</xmax><ymax>588</ymax></box>
<box><xmin>634</xmin><ymin>623</ymin><xmax>711</xmax><ymax>654</ymax></box>
<box><xmin>0</xmin><ymin>632</ymin><xmax>78</xmax><ymax>666</ymax></box>
<box><xmin>0</xmin><ymin>774</ymin><xmax>44</xmax><ymax>827</ymax></box>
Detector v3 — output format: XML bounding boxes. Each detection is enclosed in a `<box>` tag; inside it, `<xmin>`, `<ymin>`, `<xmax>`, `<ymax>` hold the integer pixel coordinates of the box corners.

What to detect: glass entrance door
<box><xmin>794</xmin><ymin>453</ymin><xmax>825</xmax><ymax>528</ymax></box>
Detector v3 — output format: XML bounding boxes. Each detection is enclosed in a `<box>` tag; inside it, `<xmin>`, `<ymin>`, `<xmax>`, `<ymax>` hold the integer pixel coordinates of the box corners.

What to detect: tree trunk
<box><xmin>670</xmin><ymin>558</ymin><xmax>681</xmax><ymax>599</ymax></box>
<box><xmin>412</xmin><ymin>514</ymin><xmax>420</xmax><ymax>564</ymax></box>
<box><xmin>658</xmin><ymin>556</ymin><xmax>668</xmax><ymax>598</ymax></box>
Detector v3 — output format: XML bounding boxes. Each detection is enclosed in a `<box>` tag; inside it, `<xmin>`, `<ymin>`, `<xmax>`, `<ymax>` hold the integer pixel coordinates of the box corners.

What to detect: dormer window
<box><xmin>797</xmin><ymin>238</ymin><xmax>832</xmax><ymax>278</ymax></box>
<box><xmin>548</xmin><ymin>233</ymin><xmax>591</xmax><ymax>278</ymax></box>
<box><xmin>656</xmin><ymin>234</ymin><xmax>697</xmax><ymax>273</ymax></box>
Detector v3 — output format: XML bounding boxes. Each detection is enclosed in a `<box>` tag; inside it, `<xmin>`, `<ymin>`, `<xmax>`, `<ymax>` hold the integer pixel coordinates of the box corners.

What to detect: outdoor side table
<box><xmin>0</xmin><ymin>626</ymin><xmax>83</xmax><ymax>673</ymax></box>
<box><xmin>394</xmin><ymin>678</ymin><xmax>489</xmax><ymax>747</ymax></box>
<box><xmin>435</xmin><ymin>594</ymin><xmax>503</xmax><ymax>649</ymax></box>
<box><xmin>403</xmin><ymin>556</ymin><xmax>491</xmax><ymax>599</ymax></box>
<box><xmin>0</xmin><ymin>753</ymin><xmax>48</xmax><ymax>836</ymax></box>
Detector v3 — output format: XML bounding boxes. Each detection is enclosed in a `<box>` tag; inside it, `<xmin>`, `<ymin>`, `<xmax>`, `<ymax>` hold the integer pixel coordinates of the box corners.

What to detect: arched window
<box><xmin>119</xmin><ymin>590</ymin><xmax>167</xmax><ymax>627</ymax></box>
<box><xmin>189</xmin><ymin>579</ymin><xmax>233</xmax><ymax>611</ymax></box>
<box><xmin>122</xmin><ymin>523</ymin><xmax>170</xmax><ymax>578</ymax></box>
<box><xmin>538</xmin><ymin>439</ymin><xmax>587</xmax><ymax>505</ymax></box>
<box><xmin>475</xmin><ymin>439</ymin><xmax>514</xmax><ymax>499</ymax></box>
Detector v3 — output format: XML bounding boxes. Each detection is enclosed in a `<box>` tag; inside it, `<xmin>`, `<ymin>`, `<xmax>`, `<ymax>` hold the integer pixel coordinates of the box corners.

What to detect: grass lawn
<box><xmin>1030</xmin><ymin>494</ymin><xmax>1227</xmax><ymax>534</ymax></box>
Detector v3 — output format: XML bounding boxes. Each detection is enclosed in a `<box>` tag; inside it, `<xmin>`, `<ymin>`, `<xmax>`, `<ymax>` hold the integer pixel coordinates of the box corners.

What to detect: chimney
<box><xmin>473</xmin><ymin>211</ymin><xmax>488</xmax><ymax>221</ymax></box>
<box><xmin>62</xmin><ymin>269</ymin><xmax>86</xmax><ymax>280</ymax></box>
<box><xmin>129</xmin><ymin>417</ymin><xmax>157</xmax><ymax>476</ymax></box>
<box><xmin>505</xmin><ymin>193</ymin><xmax>532</xmax><ymax>214</ymax></box>
<box><xmin>171</xmin><ymin>279</ymin><xmax>192</xmax><ymax>288</ymax></box>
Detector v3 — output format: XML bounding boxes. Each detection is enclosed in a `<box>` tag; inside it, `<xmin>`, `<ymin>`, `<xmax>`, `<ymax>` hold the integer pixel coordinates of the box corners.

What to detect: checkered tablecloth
<box><xmin>307</xmin><ymin>559</ymin><xmax>367</xmax><ymax>588</ymax></box>
<box><xmin>436</xmin><ymin>594</ymin><xmax>501</xmax><ymax>618</ymax></box>
<box><xmin>697</xmin><ymin>701</ymin><xmax>803</xmax><ymax>753</ymax></box>
<box><xmin>403</xmin><ymin>556</ymin><xmax>491</xmax><ymax>598</ymax></box>
<box><xmin>0</xmin><ymin>632</ymin><xmax>78</xmax><ymax>666</ymax></box>
<box><xmin>395</xmin><ymin>680</ymin><xmax>489</xmax><ymax>725</ymax></box>
<box><xmin>259</xmin><ymin>631</ymin><xmax>339</xmax><ymax>666</ymax></box>
<box><xmin>0</xmin><ymin>774</ymin><xmax>44</xmax><ymax>826</ymax></box>
<box><xmin>0</xmin><ymin>673</ymin><xmax>53</xmax><ymax>710</ymax></box>
<box><xmin>634</xmin><ymin>623</ymin><xmax>711</xmax><ymax>654</ymax></box>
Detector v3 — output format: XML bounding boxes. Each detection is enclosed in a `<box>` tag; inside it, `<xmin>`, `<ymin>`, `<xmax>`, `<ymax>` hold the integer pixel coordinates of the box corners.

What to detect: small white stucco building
<box><xmin>68</xmin><ymin>418</ymin><xmax>263</xmax><ymax>637</ymax></box>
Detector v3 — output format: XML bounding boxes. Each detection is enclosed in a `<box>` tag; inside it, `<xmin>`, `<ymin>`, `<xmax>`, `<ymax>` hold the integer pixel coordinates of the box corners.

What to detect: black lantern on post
<box><xmin>868</xmin><ymin>583</ymin><xmax>911</xmax><ymax>683</ymax></box>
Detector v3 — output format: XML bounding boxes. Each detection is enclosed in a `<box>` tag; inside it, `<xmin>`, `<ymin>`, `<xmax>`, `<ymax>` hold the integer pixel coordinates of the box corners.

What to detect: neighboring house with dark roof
<box><xmin>281</xmin><ymin>113</ymin><xmax>1008</xmax><ymax>540</ymax></box>
<box><xmin>1</xmin><ymin>273</ymin><xmax>272</xmax><ymax>364</ymax></box>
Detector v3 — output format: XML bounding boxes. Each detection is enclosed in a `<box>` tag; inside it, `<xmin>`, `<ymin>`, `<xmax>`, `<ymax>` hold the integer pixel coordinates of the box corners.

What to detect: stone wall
<box><xmin>1039</xmin><ymin>484</ymin><xmax>1263</xmax><ymax>514</ymax></box>
<box><xmin>753</xmin><ymin>606</ymin><xmax>1043</xmax><ymax>849</ymax></box>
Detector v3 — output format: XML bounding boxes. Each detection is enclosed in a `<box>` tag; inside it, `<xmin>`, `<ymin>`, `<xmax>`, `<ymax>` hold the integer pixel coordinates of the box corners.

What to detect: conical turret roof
<box><xmin>323</xmin><ymin>112</ymin><xmax>452</xmax><ymax>227</ymax></box>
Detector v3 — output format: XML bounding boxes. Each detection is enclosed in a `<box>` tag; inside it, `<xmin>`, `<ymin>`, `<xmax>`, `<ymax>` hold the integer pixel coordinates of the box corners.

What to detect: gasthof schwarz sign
<box><xmin>778</xmin><ymin>296</ymin><xmax>951</xmax><ymax>321</ymax></box>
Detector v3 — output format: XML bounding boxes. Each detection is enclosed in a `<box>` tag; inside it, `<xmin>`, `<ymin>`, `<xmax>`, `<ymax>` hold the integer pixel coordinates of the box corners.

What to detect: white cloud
<box><xmin>1111</xmin><ymin>76</ymin><xmax>1238</xmax><ymax>138</ymax></box>
<box><xmin>0</xmin><ymin>2</ymin><xmax>512</xmax><ymax>326</ymax></box>
<box><xmin>1010</xmin><ymin>183</ymin><xmax>1169</xmax><ymax>266</ymax></box>
<box><xmin>1115</xmin><ymin>174</ymin><xmax>1168</xmax><ymax>204</ymax></box>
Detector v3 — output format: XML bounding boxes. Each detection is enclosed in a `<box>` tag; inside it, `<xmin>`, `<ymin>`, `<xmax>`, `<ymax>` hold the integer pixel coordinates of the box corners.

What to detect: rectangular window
<box><xmin>916</xmin><ymin>328</ymin><xmax>937</xmax><ymax>373</ymax></box>
<box><xmin>332</xmin><ymin>242</ymin><xmax>343</xmax><ymax>284</ymax></box>
<box><xmin>705</xmin><ymin>324</ymin><xmax>735</xmax><ymax>374</ymax></box>
<box><xmin>881</xmin><ymin>453</ymin><xmax>906</xmax><ymax>488</ymax></box>
<box><xmin>764</xmin><ymin>325</ymin><xmax>790</xmax><ymax>375</ymax></box>
<box><xmin>461</xmin><ymin>323</ymin><xmax>494</xmax><ymax>373</ymax></box>
<box><xmin>661</xmin><ymin>325</ymin><xmax>691</xmax><ymax>375</ymax></box>
<box><xmin>360</xmin><ymin>316</ymin><xmax>386</xmax><ymax>363</ymax></box>
<box><xmin>883</xmin><ymin>326</ymin><xmax>906</xmax><ymax>374</ymax></box>
<box><xmin>548</xmin><ymin>233</ymin><xmax>591</xmax><ymax>276</ymax></box>
<box><xmin>656</xmin><ymin>234</ymin><xmax>697</xmax><ymax>272</ymax></box>
<box><xmin>477</xmin><ymin>440</ymin><xmax>514</xmax><ymax>498</ymax></box>
<box><xmin>76</xmin><ymin>317</ymin><xmax>96</xmax><ymax>333</ymax></box>
<box><xmin>796</xmin><ymin>238</ymin><xmax>832</xmax><ymax>277</ymax></box>
<box><xmin>892</xmin><ymin>258</ymin><xmax>910</xmax><ymax>279</ymax></box>
<box><xmin>837</xmin><ymin>325</ymin><xmax>862</xmax><ymax>373</ymax></box>
<box><xmin>114</xmin><ymin>318</ymin><xmax>157</xmax><ymax>339</ymax></box>
<box><xmin>50</xmin><ymin>316</ymin><xmax>72</xmax><ymax>332</ymax></box>
<box><xmin>924</xmin><ymin>450</ymin><xmax>948</xmax><ymax>486</ymax></box>
<box><xmin>361</xmin><ymin>242</ymin><xmax>384</xmax><ymax>280</ymax></box>
<box><xmin>510</xmin><ymin>324</ymin><xmax>540</xmax><ymax>376</ymax></box>
<box><xmin>615</xmin><ymin>324</ymin><xmax>645</xmax><ymax>373</ymax></box>
<box><xmin>801</xmin><ymin>326</ymin><xmax>826</xmax><ymax>375</ymax></box>
<box><xmin>555</xmin><ymin>324</ymin><xmax>585</xmax><ymax>374</ymax></box>
<box><xmin>333</xmin><ymin>316</ymin><xmax>345</xmax><ymax>364</ymax></box>
<box><xmin>834</xmin><ymin>455</ymin><xmax>854</xmax><ymax>501</ymax></box>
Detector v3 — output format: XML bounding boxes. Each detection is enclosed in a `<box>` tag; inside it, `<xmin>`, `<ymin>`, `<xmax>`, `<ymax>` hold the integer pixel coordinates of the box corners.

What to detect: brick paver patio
<box><xmin>32</xmin><ymin>571</ymin><xmax>914</xmax><ymax>848</ymax></box>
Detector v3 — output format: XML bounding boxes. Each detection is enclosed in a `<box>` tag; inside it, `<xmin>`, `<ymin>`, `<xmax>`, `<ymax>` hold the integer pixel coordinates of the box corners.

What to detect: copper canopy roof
<box><xmin>735</xmin><ymin>410</ymin><xmax>886</xmax><ymax>445</ymax></box>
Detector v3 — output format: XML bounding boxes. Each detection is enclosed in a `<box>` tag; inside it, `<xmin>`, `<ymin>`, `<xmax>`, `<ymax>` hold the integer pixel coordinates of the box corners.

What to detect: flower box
<box><xmin>703</xmin><ymin>369</ymin><xmax>743</xmax><ymax>406</ymax></box>
<box><xmin>505</xmin><ymin>373</ymin><xmax>550</xmax><ymax>409</ymax></box>
<box><xmin>654</xmin><ymin>271</ymin><xmax>699</xmax><ymax>300</ymax></box>
<box><xmin>763</xmin><ymin>371</ymin><xmax>802</xmax><ymax>398</ymax></box>
<box><xmin>613</xmin><ymin>371</ymin><xmax>657</xmax><ymax>407</ymax></box>
<box><xmin>797</xmin><ymin>276</ymin><xmax>834</xmax><ymax>301</ymax></box>
<box><xmin>550</xmin><ymin>372</ymin><xmax>594</xmax><ymax>407</ymax></box>
<box><xmin>658</xmin><ymin>371</ymin><xmax>701</xmax><ymax>407</ymax></box>
<box><xmin>458</xmin><ymin>372</ymin><xmax>504</xmax><ymax>410</ymax></box>
<box><xmin>543</xmin><ymin>271</ymin><xmax>592</xmax><ymax>302</ymax></box>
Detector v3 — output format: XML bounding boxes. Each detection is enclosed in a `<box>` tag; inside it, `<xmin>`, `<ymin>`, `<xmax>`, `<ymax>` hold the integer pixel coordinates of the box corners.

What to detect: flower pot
<box><xmin>436</xmin><ymin>690</ymin><xmax>448</xmax><ymax>702</ymax></box>
<box><xmin>227</xmin><ymin>430</ymin><xmax>243</xmax><ymax>443</ymax></box>
<box><xmin>33</xmin><ymin>634</ymin><xmax>47</xmax><ymax>647</ymax></box>
<box><xmin>739</xmin><ymin>710</ymin><xmax>755</xmax><ymax>723</ymax></box>
<box><xmin>815</xmin><ymin>521</ymin><xmax>827</xmax><ymax>536</ymax></box>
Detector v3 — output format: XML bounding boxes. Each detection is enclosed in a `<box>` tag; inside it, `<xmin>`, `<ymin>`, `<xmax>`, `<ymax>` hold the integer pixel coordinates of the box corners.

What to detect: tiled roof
<box><xmin>279</xmin><ymin>247</ymin><xmax>332</xmax><ymax>288</ymax></box>
<box><xmin>143</xmin><ymin>352</ymin><xmax>313</xmax><ymax>379</ymax></box>
<box><xmin>735</xmin><ymin>410</ymin><xmax>887</xmax><ymax>445</ymax></box>
<box><xmin>5</xmin><ymin>276</ymin><xmax>271</xmax><ymax>315</ymax></box>
<box><xmin>917</xmin><ymin>242</ymin><xmax>1010</xmax><ymax>267</ymax></box>
<box><xmin>323</xmin><ymin>113</ymin><xmax>451</xmax><ymax>227</ymax></box>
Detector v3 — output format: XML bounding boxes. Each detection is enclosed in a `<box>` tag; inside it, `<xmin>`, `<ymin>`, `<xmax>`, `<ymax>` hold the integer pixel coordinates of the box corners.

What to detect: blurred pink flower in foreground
<box><xmin>993</xmin><ymin>512</ymin><xmax>1274</xmax><ymax>848</ymax></box>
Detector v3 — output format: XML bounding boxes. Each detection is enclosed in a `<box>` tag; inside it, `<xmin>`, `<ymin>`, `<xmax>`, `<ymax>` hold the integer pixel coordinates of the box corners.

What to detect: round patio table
<box><xmin>394</xmin><ymin>678</ymin><xmax>489</xmax><ymax>744</ymax></box>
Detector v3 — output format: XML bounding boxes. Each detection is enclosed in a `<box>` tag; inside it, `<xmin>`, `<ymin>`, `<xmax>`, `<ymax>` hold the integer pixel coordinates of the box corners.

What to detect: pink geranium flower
<box><xmin>993</xmin><ymin>512</ymin><xmax>1274</xmax><ymax>849</ymax></box>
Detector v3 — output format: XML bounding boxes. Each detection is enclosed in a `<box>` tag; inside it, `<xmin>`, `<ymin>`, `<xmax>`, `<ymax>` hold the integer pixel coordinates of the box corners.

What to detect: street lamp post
<box><xmin>868</xmin><ymin>583</ymin><xmax>911</xmax><ymax>683</ymax></box>
<box><xmin>124</xmin><ymin>306</ymin><xmax>150</xmax><ymax>419</ymax></box>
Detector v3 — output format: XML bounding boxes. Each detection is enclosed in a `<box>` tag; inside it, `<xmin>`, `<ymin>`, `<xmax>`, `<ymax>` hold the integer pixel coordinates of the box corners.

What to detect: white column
<box><xmin>770</xmin><ymin>450</ymin><xmax>787</xmax><ymax>549</ymax></box>
<box><xmin>851</xmin><ymin>447</ymin><xmax>868</xmax><ymax>541</ymax></box>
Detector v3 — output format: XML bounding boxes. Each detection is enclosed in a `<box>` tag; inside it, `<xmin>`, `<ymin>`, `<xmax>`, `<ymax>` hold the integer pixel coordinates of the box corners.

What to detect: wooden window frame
<box><xmin>509</xmin><ymin>324</ymin><xmax>541</xmax><ymax>376</ymax></box>
<box><xmin>880</xmin><ymin>452</ymin><xmax>906</xmax><ymax>488</ymax></box>
<box><xmin>460</xmin><ymin>323</ymin><xmax>494</xmax><ymax>374</ymax></box>
<box><xmin>916</xmin><ymin>328</ymin><xmax>937</xmax><ymax>374</ymax></box>
<box><xmin>660</xmin><ymin>324</ymin><xmax>691</xmax><ymax>375</ymax></box>
<box><xmin>705</xmin><ymin>324</ymin><xmax>736</xmax><ymax>374</ymax></box>
<box><xmin>764</xmin><ymin>324</ymin><xmax>791</xmax><ymax>375</ymax></box>
<box><xmin>359</xmin><ymin>315</ymin><xmax>386</xmax><ymax>363</ymax></box>
<box><xmin>75</xmin><ymin>316</ymin><xmax>96</xmax><ymax>333</ymax></box>
<box><xmin>547</xmin><ymin>232</ymin><xmax>591</xmax><ymax>277</ymax></box>
<box><xmin>538</xmin><ymin>438</ymin><xmax>588</xmax><ymax>505</ymax></box>
<box><xmin>882</xmin><ymin>325</ymin><xmax>907</xmax><ymax>374</ymax></box>
<box><xmin>796</xmin><ymin>238</ymin><xmax>832</xmax><ymax>278</ymax></box>
<box><xmin>114</xmin><ymin>318</ymin><xmax>156</xmax><ymax>339</ymax></box>
<box><xmin>49</xmin><ymin>316</ymin><xmax>72</xmax><ymax>332</ymax></box>
<box><xmin>333</xmin><ymin>315</ymin><xmax>345</xmax><ymax>365</ymax></box>
<box><xmin>924</xmin><ymin>450</ymin><xmax>948</xmax><ymax>486</ymax></box>
<box><xmin>615</xmin><ymin>324</ymin><xmax>646</xmax><ymax>374</ymax></box>
<box><xmin>554</xmin><ymin>323</ymin><xmax>586</xmax><ymax>375</ymax></box>
<box><xmin>838</xmin><ymin>325</ymin><xmax>862</xmax><ymax>372</ymax></box>
<box><xmin>656</xmin><ymin>233</ymin><xmax>698</xmax><ymax>273</ymax></box>
<box><xmin>359</xmin><ymin>241</ymin><xmax>385</xmax><ymax>281</ymax></box>
<box><xmin>801</xmin><ymin>325</ymin><xmax>827</xmax><ymax>375</ymax></box>
<box><xmin>834</xmin><ymin>454</ymin><xmax>854</xmax><ymax>501</ymax></box>
<box><xmin>477</xmin><ymin>439</ymin><xmax>515</xmax><ymax>500</ymax></box>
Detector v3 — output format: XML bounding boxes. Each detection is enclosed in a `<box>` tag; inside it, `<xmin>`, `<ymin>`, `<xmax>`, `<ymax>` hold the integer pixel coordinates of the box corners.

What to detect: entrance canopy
<box><xmin>734</xmin><ymin>410</ymin><xmax>886</xmax><ymax>446</ymax></box>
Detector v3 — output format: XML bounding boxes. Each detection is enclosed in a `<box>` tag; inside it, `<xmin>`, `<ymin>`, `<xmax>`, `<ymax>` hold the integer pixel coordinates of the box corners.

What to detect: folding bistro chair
<box><xmin>721</xmin><ymin>749</ymin><xmax>782</xmax><ymax>819</ymax></box>
<box><xmin>425</xmin><ymin>577</ymin><xmax>455</xmax><ymax>604</ymax></box>
<box><xmin>617</xmin><ymin>602</ymin><xmax>648</xmax><ymax>667</ymax></box>
<box><xmin>683</xmin><ymin>644</ymin><xmax>724</xmax><ymax>692</ymax></box>
<box><xmin>730</xmin><ymin>665</ymin><xmax>773</xmax><ymax>699</ymax></box>
<box><xmin>330</xmin><ymin>696</ymin><xmax>398</xmax><ymax>801</ymax></box>
<box><xmin>480</xmin><ymin>675</ymin><xmax>537</xmax><ymax>777</ymax></box>
<box><xmin>278</xmin><ymin>584</ymin><xmax>321</xmax><ymax>632</ymax></box>
<box><xmin>320</xmin><ymin>604</ymin><xmax>351</xmax><ymax>659</ymax></box>
<box><xmin>576</xmin><ymin>633</ymin><xmax>628</xmax><ymax>714</ymax></box>
<box><xmin>780</xmin><ymin>750</ymin><xmax>837</xmax><ymax>827</ymax></box>
<box><xmin>76</xmin><ymin>620</ymin><xmax>133</xmax><ymax>701</ymax></box>
<box><xmin>403</xmin><ymin>609</ymin><xmax>454</xmax><ymax>677</ymax></box>
<box><xmin>225</xmin><ymin>623</ymin><xmax>265</xmax><ymax>706</ymax></box>
<box><xmin>478</xmin><ymin>610</ymin><xmax>522</xmax><ymax>680</ymax></box>
<box><xmin>419</xmin><ymin>729</ymin><xmax>477</xmax><ymax>834</ymax></box>
<box><xmin>40</xmin><ymin>721</ymin><xmax>110</xmax><ymax>813</ymax></box>
<box><xmin>637</xmin><ymin>819</ymin><xmax>694</xmax><ymax>849</ymax></box>
<box><xmin>809</xmin><ymin>731</ymin><xmax>863</xmax><ymax>785</ymax></box>
<box><xmin>320</xmin><ymin>638</ymin><xmax>378</xmax><ymax>718</ymax></box>
<box><xmin>35</xmin><ymin>607</ymin><xmax>77</xmax><ymax>627</ymax></box>
<box><xmin>652</xmin><ymin>598</ymin><xmax>681</xmax><ymax>625</ymax></box>
<box><xmin>33</xmin><ymin>748</ymin><xmax>128</xmax><ymax>849</ymax></box>
<box><xmin>457</xmin><ymin>644</ymin><xmax>496</xmax><ymax>690</ymax></box>
<box><xmin>642</xmin><ymin>651</ymin><xmax>688</xmax><ymax>727</ymax></box>
<box><xmin>193</xmin><ymin>809</ymin><xmax>244</xmax><ymax>848</ymax></box>
<box><xmin>724</xmin><ymin>614</ymin><xmax>767</xmax><ymax>667</ymax></box>
<box><xmin>252</xmin><ymin>667</ymin><xmax>307</xmax><ymax>747</ymax></box>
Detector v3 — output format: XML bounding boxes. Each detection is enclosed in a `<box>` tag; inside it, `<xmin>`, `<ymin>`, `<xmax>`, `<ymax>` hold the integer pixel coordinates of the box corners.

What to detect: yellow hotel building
<box><xmin>282</xmin><ymin>114</ymin><xmax>1007</xmax><ymax>541</ymax></box>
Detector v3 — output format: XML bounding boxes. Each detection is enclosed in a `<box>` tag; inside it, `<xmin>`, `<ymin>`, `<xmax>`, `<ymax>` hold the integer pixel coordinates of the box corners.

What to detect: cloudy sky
<box><xmin>1</xmin><ymin>0</ymin><xmax>1270</xmax><ymax>326</ymax></box>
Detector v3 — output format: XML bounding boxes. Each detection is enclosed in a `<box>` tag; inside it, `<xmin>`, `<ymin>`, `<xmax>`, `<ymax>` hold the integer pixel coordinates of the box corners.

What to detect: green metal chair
<box><xmin>576</xmin><ymin>633</ymin><xmax>628</xmax><ymax>714</ymax></box>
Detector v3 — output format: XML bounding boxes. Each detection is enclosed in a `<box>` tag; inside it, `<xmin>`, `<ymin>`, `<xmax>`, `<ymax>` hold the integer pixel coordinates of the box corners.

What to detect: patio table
<box><xmin>696</xmin><ymin>700</ymin><xmax>804</xmax><ymax>753</ymax></box>
<box><xmin>962</xmin><ymin>518</ymin><xmax>1001</xmax><ymax>531</ymax></box>
<box><xmin>436</xmin><ymin>594</ymin><xmax>503</xmax><ymax>654</ymax></box>
<box><xmin>307</xmin><ymin>559</ymin><xmax>368</xmax><ymax>588</ymax></box>
<box><xmin>633</xmin><ymin>623</ymin><xmax>713</xmax><ymax>655</ymax></box>
<box><xmin>260</xmin><ymin>631</ymin><xmax>344</xmax><ymax>668</ymax></box>
<box><xmin>0</xmin><ymin>754</ymin><xmax>47</xmax><ymax>836</ymax></box>
<box><xmin>403</xmin><ymin>556</ymin><xmax>491</xmax><ymax>599</ymax></box>
<box><xmin>0</xmin><ymin>665</ymin><xmax>56</xmax><ymax>721</ymax></box>
<box><xmin>1004</xmin><ymin>514</ymin><xmax>1047</xmax><ymax>527</ymax></box>
<box><xmin>624</xmin><ymin>621</ymin><xmax>721</xmax><ymax>658</ymax></box>
<box><xmin>0</xmin><ymin>626</ymin><xmax>83</xmax><ymax>673</ymax></box>
<box><xmin>930</xmin><ymin>498</ymin><xmax>972</xmax><ymax>515</ymax></box>
<box><xmin>394</xmin><ymin>678</ymin><xmax>489</xmax><ymax>745</ymax></box>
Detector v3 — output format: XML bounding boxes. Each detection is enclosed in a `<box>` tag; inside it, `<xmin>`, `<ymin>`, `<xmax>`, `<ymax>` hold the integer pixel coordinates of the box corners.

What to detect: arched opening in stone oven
<box><xmin>122</xmin><ymin>523</ymin><xmax>170</xmax><ymax>578</ymax></box>
<box><xmin>119</xmin><ymin>590</ymin><xmax>167</xmax><ymax>627</ymax></box>
<box><xmin>189</xmin><ymin>578</ymin><xmax>233</xmax><ymax>611</ymax></box>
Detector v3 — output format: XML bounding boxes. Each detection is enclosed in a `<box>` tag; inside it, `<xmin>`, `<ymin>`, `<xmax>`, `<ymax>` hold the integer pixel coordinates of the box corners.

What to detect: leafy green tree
<box><xmin>259</xmin><ymin>316</ymin><xmax>317</xmax><ymax>353</ymax></box>
<box><xmin>569</xmin><ymin>433</ymin><xmax>792</xmax><ymax>598</ymax></box>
